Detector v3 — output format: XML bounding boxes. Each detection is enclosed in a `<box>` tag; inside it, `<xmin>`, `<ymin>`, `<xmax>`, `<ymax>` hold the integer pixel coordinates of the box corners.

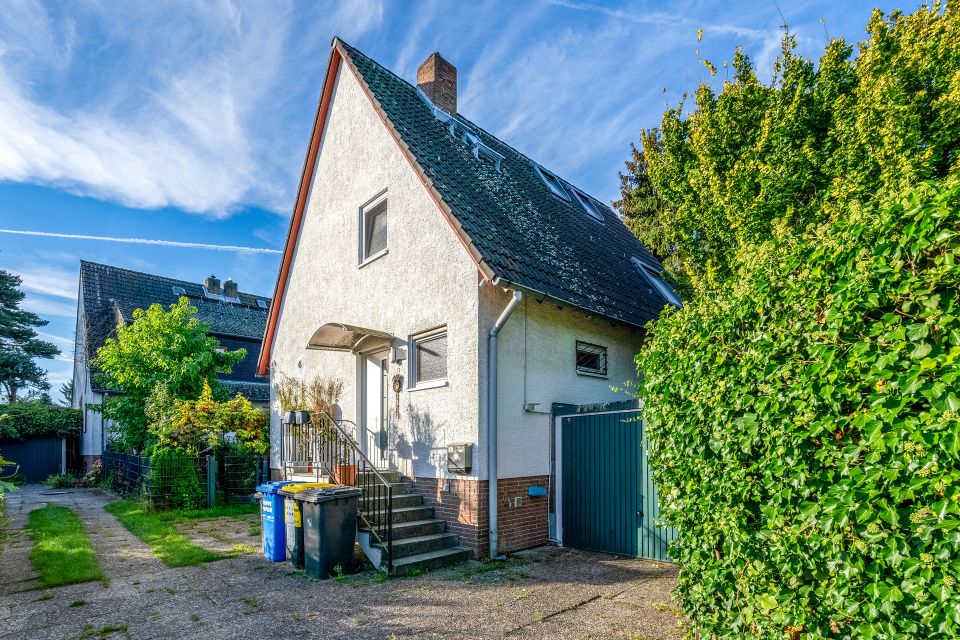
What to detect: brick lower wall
<box><xmin>413</xmin><ymin>475</ymin><xmax>549</xmax><ymax>558</ymax></box>
<box><xmin>81</xmin><ymin>455</ymin><xmax>101</xmax><ymax>473</ymax></box>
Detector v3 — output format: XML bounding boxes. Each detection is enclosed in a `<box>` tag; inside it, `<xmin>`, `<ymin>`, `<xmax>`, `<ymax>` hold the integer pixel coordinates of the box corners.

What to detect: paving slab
<box><xmin>0</xmin><ymin>485</ymin><xmax>685</xmax><ymax>639</ymax></box>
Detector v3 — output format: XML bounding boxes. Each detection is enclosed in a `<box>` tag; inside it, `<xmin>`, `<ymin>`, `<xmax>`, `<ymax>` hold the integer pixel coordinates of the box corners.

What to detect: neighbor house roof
<box><xmin>258</xmin><ymin>38</ymin><xmax>675</xmax><ymax>374</ymax></box>
<box><xmin>79</xmin><ymin>260</ymin><xmax>270</xmax><ymax>401</ymax></box>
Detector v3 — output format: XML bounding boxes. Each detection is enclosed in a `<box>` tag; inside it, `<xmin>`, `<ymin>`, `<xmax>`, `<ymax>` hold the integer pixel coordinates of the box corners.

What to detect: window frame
<box><xmin>359</xmin><ymin>191</ymin><xmax>389</xmax><ymax>266</ymax></box>
<box><xmin>408</xmin><ymin>326</ymin><xmax>449</xmax><ymax>391</ymax></box>
<box><xmin>632</xmin><ymin>257</ymin><xmax>682</xmax><ymax>307</ymax></box>
<box><xmin>575</xmin><ymin>340</ymin><xmax>608</xmax><ymax>378</ymax></box>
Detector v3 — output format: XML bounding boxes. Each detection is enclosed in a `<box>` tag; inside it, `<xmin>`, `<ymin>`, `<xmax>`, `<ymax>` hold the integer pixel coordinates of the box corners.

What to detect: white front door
<box><xmin>362</xmin><ymin>351</ymin><xmax>389</xmax><ymax>465</ymax></box>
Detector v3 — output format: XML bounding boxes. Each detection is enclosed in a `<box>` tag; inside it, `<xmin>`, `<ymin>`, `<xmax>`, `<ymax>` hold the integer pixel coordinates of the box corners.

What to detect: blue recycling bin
<box><xmin>256</xmin><ymin>481</ymin><xmax>295</xmax><ymax>561</ymax></box>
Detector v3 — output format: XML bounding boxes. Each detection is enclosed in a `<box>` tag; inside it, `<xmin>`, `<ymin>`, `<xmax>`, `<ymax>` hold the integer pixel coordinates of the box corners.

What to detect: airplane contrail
<box><xmin>0</xmin><ymin>229</ymin><xmax>281</xmax><ymax>254</ymax></box>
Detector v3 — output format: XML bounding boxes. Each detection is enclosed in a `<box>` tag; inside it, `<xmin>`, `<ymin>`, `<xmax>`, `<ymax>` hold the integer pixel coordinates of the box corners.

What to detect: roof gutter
<box><xmin>487</xmin><ymin>287</ymin><xmax>523</xmax><ymax>560</ymax></box>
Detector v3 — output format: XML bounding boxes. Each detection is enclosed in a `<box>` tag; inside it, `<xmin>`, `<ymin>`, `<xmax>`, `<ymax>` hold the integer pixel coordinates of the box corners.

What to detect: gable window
<box><xmin>532</xmin><ymin>164</ymin><xmax>571</xmax><ymax>201</ymax></box>
<box><xmin>360</xmin><ymin>192</ymin><xmax>388</xmax><ymax>264</ymax></box>
<box><xmin>631</xmin><ymin>257</ymin><xmax>682</xmax><ymax>307</ymax></box>
<box><xmin>410</xmin><ymin>328</ymin><xmax>448</xmax><ymax>389</ymax></box>
<box><xmin>571</xmin><ymin>188</ymin><xmax>604</xmax><ymax>222</ymax></box>
<box><xmin>576</xmin><ymin>341</ymin><xmax>607</xmax><ymax>377</ymax></box>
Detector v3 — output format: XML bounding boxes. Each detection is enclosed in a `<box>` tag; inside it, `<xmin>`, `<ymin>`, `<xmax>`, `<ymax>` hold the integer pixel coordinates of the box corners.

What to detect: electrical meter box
<box><xmin>447</xmin><ymin>443</ymin><xmax>473</xmax><ymax>474</ymax></box>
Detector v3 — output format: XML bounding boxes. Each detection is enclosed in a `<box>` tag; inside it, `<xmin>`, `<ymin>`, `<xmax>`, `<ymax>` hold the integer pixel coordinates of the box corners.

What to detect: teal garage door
<box><xmin>560</xmin><ymin>410</ymin><xmax>676</xmax><ymax>560</ymax></box>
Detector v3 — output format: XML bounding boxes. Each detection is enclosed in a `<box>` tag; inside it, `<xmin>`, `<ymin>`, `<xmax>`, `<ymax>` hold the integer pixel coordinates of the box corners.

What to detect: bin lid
<box><xmin>297</xmin><ymin>486</ymin><xmax>363</xmax><ymax>503</ymax></box>
<box><xmin>255</xmin><ymin>480</ymin><xmax>296</xmax><ymax>495</ymax></box>
<box><xmin>278</xmin><ymin>482</ymin><xmax>335</xmax><ymax>497</ymax></box>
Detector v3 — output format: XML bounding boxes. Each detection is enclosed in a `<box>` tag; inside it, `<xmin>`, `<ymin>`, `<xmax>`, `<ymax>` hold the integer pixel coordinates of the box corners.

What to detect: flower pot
<box><xmin>283</xmin><ymin>410</ymin><xmax>297</xmax><ymax>425</ymax></box>
<box><xmin>294</xmin><ymin>410</ymin><xmax>311</xmax><ymax>424</ymax></box>
<box><xmin>335</xmin><ymin>463</ymin><xmax>357</xmax><ymax>486</ymax></box>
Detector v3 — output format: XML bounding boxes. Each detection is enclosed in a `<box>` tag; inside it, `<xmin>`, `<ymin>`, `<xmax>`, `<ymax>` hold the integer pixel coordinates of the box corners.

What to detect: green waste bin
<box><xmin>278</xmin><ymin>482</ymin><xmax>333</xmax><ymax>569</ymax></box>
<box><xmin>299</xmin><ymin>486</ymin><xmax>363</xmax><ymax>579</ymax></box>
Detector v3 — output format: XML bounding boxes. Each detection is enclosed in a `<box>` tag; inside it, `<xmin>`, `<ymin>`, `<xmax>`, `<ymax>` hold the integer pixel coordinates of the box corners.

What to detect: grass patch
<box><xmin>173</xmin><ymin>503</ymin><xmax>258</xmax><ymax>520</ymax></box>
<box><xmin>104</xmin><ymin>500</ymin><xmax>227</xmax><ymax>567</ymax></box>
<box><xmin>27</xmin><ymin>505</ymin><xmax>105</xmax><ymax>587</ymax></box>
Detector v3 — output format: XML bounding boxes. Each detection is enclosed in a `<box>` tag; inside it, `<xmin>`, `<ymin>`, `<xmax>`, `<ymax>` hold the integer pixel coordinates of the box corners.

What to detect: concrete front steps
<box><xmin>357</xmin><ymin>471</ymin><xmax>470</xmax><ymax>576</ymax></box>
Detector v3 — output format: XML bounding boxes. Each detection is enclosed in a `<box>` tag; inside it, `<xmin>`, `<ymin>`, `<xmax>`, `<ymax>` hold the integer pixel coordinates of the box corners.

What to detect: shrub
<box><xmin>44</xmin><ymin>474</ymin><xmax>78</xmax><ymax>489</ymax></box>
<box><xmin>149</xmin><ymin>449</ymin><xmax>205</xmax><ymax>510</ymax></box>
<box><xmin>638</xmin><ymin>179</ymin><xmax>960</xmax><ymax>638</ymax></box>
<box><xmin>0</xmin><ymin>403</ymin><xmax>81</xmax><ymax>440</ymax></box>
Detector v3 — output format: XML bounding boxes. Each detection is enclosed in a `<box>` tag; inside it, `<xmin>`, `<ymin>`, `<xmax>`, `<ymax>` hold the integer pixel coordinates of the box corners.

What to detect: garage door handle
<box><xmin>637</xmin><ymin>510</ymin><xmax>643</xmax><ymax>519</ymax></box>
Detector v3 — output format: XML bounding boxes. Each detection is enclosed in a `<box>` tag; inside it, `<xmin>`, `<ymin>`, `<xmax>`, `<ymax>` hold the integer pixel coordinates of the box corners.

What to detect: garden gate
<box><xmin>555</xmin><ymin>402</ymin><xmax>676</xmax><ymax>561</ymax></box>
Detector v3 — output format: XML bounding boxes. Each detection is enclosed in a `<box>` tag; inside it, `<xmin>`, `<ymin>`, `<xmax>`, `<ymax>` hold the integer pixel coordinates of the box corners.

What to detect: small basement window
<box><xmin>411</xmin><ymin>328</ymin><xmax>448</xmax><ymax>387</ymax></box>
<box><xmin>576</xmin><ymin>341</ymin><xmax>608</xmax><ymax>377</ymax></box>
<box><xmin>360</xmin><ymin>193</ymin><xmax>388</xmax><ymax>263</ymax></box>
<box><xmin>632</xmin><ymin>257</ymin><xmax>682</xmax><ymax>307</ymax></box>
<box><xmin>532</xmin><ymin>164</ymin><xmax>571</xmax><ymax>201</ymax></box>
<box><xmin>571</xmin><ymin>188</ymin><xmax>604</xmax><ymax>222</ymax></box>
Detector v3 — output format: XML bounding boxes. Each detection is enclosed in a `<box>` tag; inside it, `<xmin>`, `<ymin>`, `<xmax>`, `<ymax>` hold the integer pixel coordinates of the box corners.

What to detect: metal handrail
<box><xmin>309</xmin><ymin>411</ymin><xmax>394</xmax><ymax>572</ymax></box>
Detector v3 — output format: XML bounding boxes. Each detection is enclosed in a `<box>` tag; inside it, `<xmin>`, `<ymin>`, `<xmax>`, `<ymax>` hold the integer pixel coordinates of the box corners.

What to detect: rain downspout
<box><xmin>488</xmin><ymin>288</ymin><xmax>523</xmax><ymax>560</ymax></box>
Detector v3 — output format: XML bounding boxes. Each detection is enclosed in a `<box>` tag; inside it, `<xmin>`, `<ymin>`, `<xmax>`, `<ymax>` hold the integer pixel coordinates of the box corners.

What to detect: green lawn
<box><xmin>27</xmin><ymin>505</ymin><xmax>105</xmax><ymax>587</ymax></box>
<box><xmin>104</xmin><ymin>500</ymin><xmax>247</xmax><ymax>567</ymax></box>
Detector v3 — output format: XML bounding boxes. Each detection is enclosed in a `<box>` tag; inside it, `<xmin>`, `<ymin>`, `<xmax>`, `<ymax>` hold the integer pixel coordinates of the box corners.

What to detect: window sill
<box><xmin>576</xmin><ymin>370</ymin><xmax>608</xmax><ymax>379</ymax></box>
<box><xmin>358</xmin><ymin>248</ymin><xmax>388</xmax><ymax>269</ymax></box>
<box><xmin>407</xmin><ymin>379</ymin><xmax>448</xmax><ymax>392</ymax></box>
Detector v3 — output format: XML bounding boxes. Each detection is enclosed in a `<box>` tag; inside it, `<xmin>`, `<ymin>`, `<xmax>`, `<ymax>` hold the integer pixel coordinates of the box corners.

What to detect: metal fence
<box><xmin>101</xmin><ymin>450</ymin><xmax>268</xmax><ymax>510</ymax></box>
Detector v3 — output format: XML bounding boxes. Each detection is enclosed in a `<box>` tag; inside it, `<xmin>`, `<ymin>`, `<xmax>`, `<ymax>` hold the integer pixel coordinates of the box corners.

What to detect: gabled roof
<box><xmin>259</xmin><ymin>38</ymin><xmax>674</xmax><ymax>374</ymax></box>
<box><xmin>79</xmin><ymin>260</ymin><xmax>270</xmax><ymax>398</ymax></box>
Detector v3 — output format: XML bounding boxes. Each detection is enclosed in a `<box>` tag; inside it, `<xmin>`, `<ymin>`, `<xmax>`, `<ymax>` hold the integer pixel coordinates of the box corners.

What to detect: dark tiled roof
<box><xmin>220</xmin><ymin>380</ymin><xmax>270</xmax><ymax>403</ymax></box>
<box><xmin>339</xmin><ymin>41</ymin><xmax>671</xmax><ymax>328</ymax></box>
<box><xmin>80</xmin><ymin>261</ymin><xmax>270</xmax><ymax>398</ymax></box>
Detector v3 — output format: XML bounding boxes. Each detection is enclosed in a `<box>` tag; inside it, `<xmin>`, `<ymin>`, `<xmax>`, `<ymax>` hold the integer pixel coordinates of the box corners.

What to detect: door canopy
<box><xmin>307</xmin><ymin>323</ymin><xmax>393</xmax><ymax>353</ymax></box>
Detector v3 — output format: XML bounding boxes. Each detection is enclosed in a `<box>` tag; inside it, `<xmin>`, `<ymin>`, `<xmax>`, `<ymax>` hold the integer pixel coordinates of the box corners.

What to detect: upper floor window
<box><xmin>360</xmin><ymin>192</ymin><xmax>388</xmax><ymax>264</ymax></box>
<box><xmin>631</xmin><ymin>257</ymin><xmax>682</xmax><ymax>307</ymax></box>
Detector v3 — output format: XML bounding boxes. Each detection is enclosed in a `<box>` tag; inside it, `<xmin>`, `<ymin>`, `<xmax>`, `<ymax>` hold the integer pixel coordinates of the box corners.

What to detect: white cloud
<box><xmin>9</xmin><ymin>265</ymin><xmax>77</xmax><ymax>300</ymax></box>
<box><xmin>20</xmin><ymin>295</ymin><xmax>76</xmax><ymax>318</ymax></box>
<box><xmin>0</xmin><ymin>1</ymin><xmax>383</xmax><ymax>217</ymax></box>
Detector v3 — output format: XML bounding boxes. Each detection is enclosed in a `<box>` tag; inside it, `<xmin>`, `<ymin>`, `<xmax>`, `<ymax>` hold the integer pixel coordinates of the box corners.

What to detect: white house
<box><xmin>259</xmin><ymin>40</ymin><xmax>679</xmax><ymax>571</ymax></box>
<box><xmin>72</xmin><ymin>261</ymin><xmax>271</xmax><ymax>469</ymax></box>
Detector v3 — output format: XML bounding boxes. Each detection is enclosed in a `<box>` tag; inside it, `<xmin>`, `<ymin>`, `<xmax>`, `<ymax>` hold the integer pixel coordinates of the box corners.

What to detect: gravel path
<box><xmin>0</xmin><ymin>485</ymin><xmax>684</xmax><ymax>639</ymax></box>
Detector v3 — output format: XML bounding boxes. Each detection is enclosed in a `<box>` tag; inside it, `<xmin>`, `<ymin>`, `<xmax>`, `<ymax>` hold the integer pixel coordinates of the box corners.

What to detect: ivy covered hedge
<box><xmin>639</xmin><ymin>179</ymin><xmax>960</xmax><ymax>638</ymax></box>
<box><xmin>0</xmin><ymin>404</ymin><xmax>82</xmax><ymax>440</ymax></box>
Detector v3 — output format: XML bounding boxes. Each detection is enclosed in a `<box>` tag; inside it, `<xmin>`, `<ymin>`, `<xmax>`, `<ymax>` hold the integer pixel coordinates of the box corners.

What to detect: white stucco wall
<box><xmin>480</xmin><ymin>285</ymin><xmax>645</xmax><ymax>479</ymax></box>
<box><xmin>72</xmin><ymin>281</ymin><xmax>105</xmax><ymax>457</ymax></box>
<box><xmin>269</xmin><ymin>63</ymin><xmax>482</xmax><ymax>480</ymax></box>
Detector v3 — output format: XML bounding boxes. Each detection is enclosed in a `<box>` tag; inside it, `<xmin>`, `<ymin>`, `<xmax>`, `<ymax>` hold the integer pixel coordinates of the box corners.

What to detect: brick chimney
<box><xmin>204</xmin><ymin>274</ymin><xmax>221</xmax><ymax>295</ymax></box>
<box><xmin>417</xmin><ymin>52</ymin><xmax>457</xmax><ymax>115</ymax></box>
<box><xmin>223</xmin><ymin>278</ymin><xmax>238</xmax><ymax>299</ymax></box>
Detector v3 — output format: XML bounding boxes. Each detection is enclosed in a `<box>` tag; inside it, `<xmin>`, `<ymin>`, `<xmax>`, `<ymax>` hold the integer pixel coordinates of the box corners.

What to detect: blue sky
<box><xmin>0</xmin><ymin>0</ymin><xmax>904</xmax><ymax>401</ymax></box>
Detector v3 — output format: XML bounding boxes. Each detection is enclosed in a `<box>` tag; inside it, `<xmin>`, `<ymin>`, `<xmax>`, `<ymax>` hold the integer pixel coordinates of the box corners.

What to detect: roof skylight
<box><xmin>256</xmin><ymin>299</ymin><xmax>268</xmax><ymax>310</ymax></box>
<box><xmin>532</xmin><ymin>164</ymin><xmax>570</xmax><ymax>201</ymax></box>
<box><xmin>631</xmin><ymin>257</ymin><xmax>681</xmax><ymax>307</ymax></box>
<box><xmin>449</xmin><ymin>120</ymin><xmax>503</xmax><ymax>172</ymax></box>
<box><xmin>171</xmin><ymin>286</ymin><xmax>186</xmax><ymax>296</ymax></box>
<box><xmin>571</xmin><ymin>188</ymin><xmax>604</xmax><ymax>222</ymax></box>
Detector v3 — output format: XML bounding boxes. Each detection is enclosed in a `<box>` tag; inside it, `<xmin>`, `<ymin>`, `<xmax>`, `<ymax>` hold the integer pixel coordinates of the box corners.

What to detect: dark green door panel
<box><xmin>561</xmin><ymin>411</ymin><xmax>675</xmax><ymax>561</ymax></box>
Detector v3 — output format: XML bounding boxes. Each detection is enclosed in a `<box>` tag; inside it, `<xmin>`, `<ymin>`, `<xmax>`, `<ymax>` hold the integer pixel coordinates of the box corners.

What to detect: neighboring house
<box><xmin>258</xmin><ymin>39</ymin><xmax>680</xmax><ymax>567</ymax></box>
<box><xmin>72</xmin><ymin>261</ymin><xmax>271</xmax><ymax>469</ymax></box>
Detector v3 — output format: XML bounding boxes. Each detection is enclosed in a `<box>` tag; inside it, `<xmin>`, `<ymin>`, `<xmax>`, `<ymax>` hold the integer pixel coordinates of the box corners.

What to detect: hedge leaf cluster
<box><xmin>639</xmin><ymin>179</ymin><xmax>960</xmax><ymax>638</ymax></box>
<box><xmin>0</xmin><ymin>403</ymin><xmax>82</xmax><ymax>441</ymax></box>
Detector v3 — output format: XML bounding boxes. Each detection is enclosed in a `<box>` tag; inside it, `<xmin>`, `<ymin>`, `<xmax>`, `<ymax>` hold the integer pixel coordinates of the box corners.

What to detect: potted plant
<box><xmin>307</xmin><ymin>376</ymin><xmax>356</xmax><ymax>485</ymax></box>
<box><xmin>275</xmin><ymin>374</ymin><xmax>312</xmax><ymax>471</ymax></box>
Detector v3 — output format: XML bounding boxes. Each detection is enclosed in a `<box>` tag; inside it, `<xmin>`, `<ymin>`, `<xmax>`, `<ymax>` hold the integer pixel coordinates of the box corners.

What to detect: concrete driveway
<box><xmin>1</xmin><ymin>485</ymin><xmax>683</xmax><ymax>639</ymax></box>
